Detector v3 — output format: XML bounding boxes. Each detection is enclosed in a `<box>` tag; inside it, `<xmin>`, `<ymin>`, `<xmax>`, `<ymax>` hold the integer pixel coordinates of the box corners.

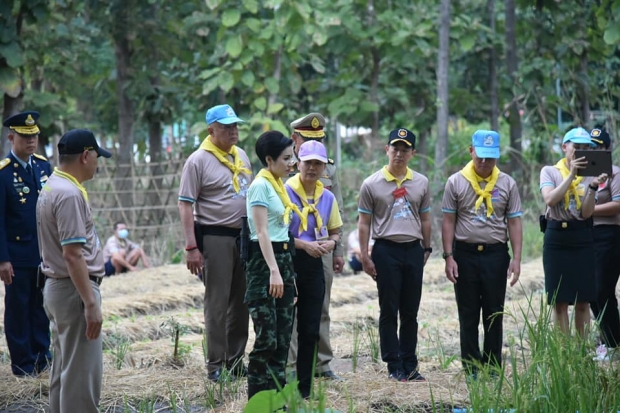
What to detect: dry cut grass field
<box><xmin>0</xmin><ymin>258</ymin><xmax>561</xmax><ymax>412</ymax></box>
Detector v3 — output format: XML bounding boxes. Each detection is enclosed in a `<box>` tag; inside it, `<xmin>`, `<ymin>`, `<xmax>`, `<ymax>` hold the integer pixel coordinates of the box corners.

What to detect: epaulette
<box><xmin>0</xmin><ymin>158</ymin><xmax>10</xmax><ymax>170</ymax></box>
<box><xmin>33</xmin><ymin>153</ymin><xmax>48</xmax><ymax>161</ymax></box>
<box><xmin>328</xmin><ymin>158</ymin><xmax>335</xmax><ymax>165</ymax></box>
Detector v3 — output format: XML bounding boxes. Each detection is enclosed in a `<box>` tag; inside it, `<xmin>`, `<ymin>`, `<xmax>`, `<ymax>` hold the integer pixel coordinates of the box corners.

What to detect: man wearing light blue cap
<box><xmin>178</xmin><ymin>104</ymin><xmax>252</xmax><ymax>382</ymax></box>
<box><xmin>442</xmin><ymin>130</ymin><xmax>523</xmax><ymax>378</ymax></box>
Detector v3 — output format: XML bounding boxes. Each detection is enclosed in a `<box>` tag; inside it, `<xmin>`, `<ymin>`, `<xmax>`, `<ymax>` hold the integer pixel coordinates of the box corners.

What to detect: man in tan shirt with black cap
<box><xmin>37</xmin><ymin>129</ymin><xmax>111</xmax><ymax>413</ymax></box>
<box><xmin>358</xmin><ymin>128</ymin><xmax>431</xmax><ymax>382</ymax></box>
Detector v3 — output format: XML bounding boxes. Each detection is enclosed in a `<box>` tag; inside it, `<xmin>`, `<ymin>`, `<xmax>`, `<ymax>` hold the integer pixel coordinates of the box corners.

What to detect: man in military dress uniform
<box><xmin>287</xmin><ymin>112</ymin><xmax>345</xmax><ymax>380</ymax></box>
<box><xmin>0</xmin><ymin>111</ymin><xmax>52</xmax><ymax>376</ymax></box>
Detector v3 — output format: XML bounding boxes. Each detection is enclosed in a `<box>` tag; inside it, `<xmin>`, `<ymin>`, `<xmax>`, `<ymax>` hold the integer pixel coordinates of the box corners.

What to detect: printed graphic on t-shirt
<box><xmin>278</xmin><ymin>210</ymin><xmax>293</xmax><ymax>229</ymax></box>
<box><xmin>568</xmin><ymin>183</ymin><xmax>586</xmax><ymax>211</ymax></box>
<box><xmin>228</xmin><ymin>177</ymin><xmax>249</xmax><ymax>199</ymax></box>
<box><xmin>471</xmin><ymin>202</ymin><xmax>496</xmax><ymax>223</ymax></box>
<box><xmin>392</xmin><ymin>197</ymin><xmax>414</xmax><ymax>220</ymax></box>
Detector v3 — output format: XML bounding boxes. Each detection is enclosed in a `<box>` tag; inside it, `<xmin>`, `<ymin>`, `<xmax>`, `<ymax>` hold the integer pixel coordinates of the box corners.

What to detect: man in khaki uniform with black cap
<box><xmin>287</xmin><ymin>112</ymin><xmax>344</xmax><ymax>380</ymax></box>
<box><xmin>37</xmin><ymin>129</ymin><xmax>111</xmax><ymax>413</ymax></box>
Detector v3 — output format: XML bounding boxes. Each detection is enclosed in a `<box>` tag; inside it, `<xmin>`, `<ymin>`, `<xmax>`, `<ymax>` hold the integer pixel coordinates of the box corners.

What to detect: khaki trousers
<box><xmin>202</xmin><ymin>234</ymin><xmax>249</xmax><ymax>373</ymax></box>
<box><xmin>43</xmin><ymin>278</ymin><xmax>102</xmax><ymax>413</ymax></box>
<box><xmin>289</xmin><ymin>253</ymin><xmax>334</xmax><ymax>373</ymax></box>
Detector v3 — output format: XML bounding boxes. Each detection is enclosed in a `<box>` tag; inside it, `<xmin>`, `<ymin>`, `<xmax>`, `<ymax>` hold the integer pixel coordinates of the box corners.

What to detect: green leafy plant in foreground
<box><xmin>244</xmin><ymin>380</ymin><xmax>342</xmax><ymax>413</ymax></box>
<box><xmin>465</xmin><ymin>293</ymin><xmax>620</xmax><ymax>412</ymax></box>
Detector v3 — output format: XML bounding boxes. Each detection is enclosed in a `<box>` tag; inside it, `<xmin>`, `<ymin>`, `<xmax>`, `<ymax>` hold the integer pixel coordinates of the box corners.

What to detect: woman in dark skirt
<box><xmin>540</xmin><ymin>127</ymin><xmax>608</xmax><ymax>338</ymax></box>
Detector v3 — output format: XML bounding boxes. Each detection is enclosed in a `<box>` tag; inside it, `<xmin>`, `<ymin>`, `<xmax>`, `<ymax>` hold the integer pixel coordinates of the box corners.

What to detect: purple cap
<box><xmin>298</xmin><ymin>140</ymin><xmax>328</xmax><ymax>163</ymax></box>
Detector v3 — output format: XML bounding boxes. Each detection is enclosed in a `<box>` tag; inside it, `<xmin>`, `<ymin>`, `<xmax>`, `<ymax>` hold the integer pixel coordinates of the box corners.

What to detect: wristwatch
<box><xmin>442</xmin><ymin>252</ymin><xmax>453</xmax><ymax>259</ymax></box>
<box><xmin>424</xmin><ymin>247</ymin><xmax>433</xmax><ymax>253</ymax></box>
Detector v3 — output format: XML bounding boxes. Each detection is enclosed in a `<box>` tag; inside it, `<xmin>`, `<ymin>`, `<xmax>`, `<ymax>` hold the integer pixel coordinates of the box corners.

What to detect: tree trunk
<box><xmin>1</xmin><ymin>94</ymin><xmax>23</xmax><ymax>157</ymax></box>
<box><xmin>363</xmin><ymin>0</ymin><xmax>380</xmax><ymax>160</ymax></box>
<box><xmin>578</xmin><ymin>51</ymin><xmax>590</xmax><ymax>127</ymax></box>
<box><xmin>505</xmin><ymin>0</ymin><xmax>523</xmax><ymax>178</ymax></box>
<box><xmin>417</xmin><ymin>129</ymin><xmax>429</xmax><ymax>174</ymax></box>
<box><xmin>113</xmin><ymin>29</ymin><xmax>135</xmax><ymax>222</ymax></box>
<box><xmin>368</xmin><ymin>46</ymin><xmax>380</xmax><ymax>160</ymax></box>
<box><xmin>268</xmin><ymin>46</ymin><xmax>282</xmax><ymax>110</ymax></box>
<box><xmin>435</xmin><ymin>0</ymin><xmax>450</xmax><ymax>190</ymax></box>
<box><xmin>488</xmin><ymin>0</ymin><xmax>499</xmax><ymax>131</ymax></box>
<box><xmin>148</xmin><ymin>116</ymin><xmax>164</xmax><ymax>223</ymax></box>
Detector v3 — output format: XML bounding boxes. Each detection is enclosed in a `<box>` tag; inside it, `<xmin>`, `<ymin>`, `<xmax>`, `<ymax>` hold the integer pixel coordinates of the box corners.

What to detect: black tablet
<box><xmin>574</xmin><ymin>150</ymin><xmax>612</xmax><ymax>177</ymax></box>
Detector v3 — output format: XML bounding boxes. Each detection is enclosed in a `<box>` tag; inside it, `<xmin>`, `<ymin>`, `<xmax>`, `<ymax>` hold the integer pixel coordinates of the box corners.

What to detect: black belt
<box><xmin>547</xmin><ymin>219</ymin><xmax>592</xmax><ymax>230</ymax></box>
<box><xmin>201</xmin><ymin>225</ymin><xmax>240</xmax><ymax>237</ymax></box>
<box><xmin>46</xmin><ymin>275</ymin><xmax>102</xmax><ymax>286</ymax></box>
<box><xmin>455</xmin><ymin>241</ymin><xmax>507</xmax><ymax>253</ymax></box>
<box><xmin>374</xmin><ymin>239</ymin><xmax>421</xmax><ymax>248</ymax></box>
<box><xmin>250</xmin><ymin>241</ymin><xmax>291</xmax><ymax>254</ymax></box>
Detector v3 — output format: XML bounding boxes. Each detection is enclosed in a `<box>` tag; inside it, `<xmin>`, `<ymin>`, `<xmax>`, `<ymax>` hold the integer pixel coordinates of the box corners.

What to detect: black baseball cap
<box><xmin>388</xmin><ymin>128</ymin><xmax>416</xmax><ymax>148</ymax></box>
<box><xmin>58</xmin><ymin>129</ymin><xmax>112</xmax><ymax>158</ymax></box>
<box><xmin>590</xmin><ymin>128</ymin><xmax>611</xmax><ymax>149</ymax></box>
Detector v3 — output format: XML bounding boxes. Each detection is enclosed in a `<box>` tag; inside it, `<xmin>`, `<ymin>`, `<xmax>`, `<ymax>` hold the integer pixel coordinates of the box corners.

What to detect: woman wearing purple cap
<box><xmin>285</xmin><ymin>140</ymin><xmax>342</xmax><ymax>399</ymax></box>
<box><xmin>540</xmin><ymin>127</ymin><xmax>608</xmax><ymax>337</ymax></box>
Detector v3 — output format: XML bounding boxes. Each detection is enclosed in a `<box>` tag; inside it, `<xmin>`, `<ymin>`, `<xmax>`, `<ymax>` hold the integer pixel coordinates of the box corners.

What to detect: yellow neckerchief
<box><xmin>256</xmin><ymin>169</ymin><xmax>304</xmax><ymax>225</ymax></box>
<box><xmin>286</xmin><ymin>173</ymin><xmax>324</xmax><ymax>235</ymax></box>
<box><xmin>53</xmin><ymin>167</ymin><xmax>89</xmax><ymax>202</ymax></box>
<box><xmin>199</xmin><ymin>135</ymin><xmax>251</xmax><ymax>193</ymax></box>
<box><xmin>460</xmin><ymin>160</ymin><xmax>500</xmax><ymax>217</ymax></box>
<box><xmin>554</xmin><ymin>158</ymin><xmax>583</xmax><ymax>210</ymax></box>
<box><xmin>381</xmin><ymin>165</ymin><xmax>413</xmax><ymax>188</ymax></box>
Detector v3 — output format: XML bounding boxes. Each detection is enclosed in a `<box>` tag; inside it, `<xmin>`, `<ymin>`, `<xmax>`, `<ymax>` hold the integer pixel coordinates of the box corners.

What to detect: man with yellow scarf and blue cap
<box><xmin>0</xmin><ymin>110</ymin><xmax>52</xmax><ymax>377</ymax></box>
<box><xmin>441</xmin><ymin>130</ymin><xmax>523</xmax><ymax>379</ymax></box>
<box><xmin>178</xmin><ymin>104</ymin><xmax>252</xmax><ymax>382</ymax></box>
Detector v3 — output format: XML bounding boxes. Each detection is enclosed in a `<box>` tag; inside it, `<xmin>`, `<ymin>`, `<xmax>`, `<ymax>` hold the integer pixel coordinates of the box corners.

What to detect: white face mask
<box><xmin>117</xmin><ymin>229</ymin><xmax>129</xmax><ymax>239</ymax></box>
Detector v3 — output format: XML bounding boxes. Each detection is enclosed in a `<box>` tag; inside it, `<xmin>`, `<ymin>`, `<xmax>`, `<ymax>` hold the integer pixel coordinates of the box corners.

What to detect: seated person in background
<box><xmin>347</xmin><ymin>215</ymin><xmax>374</xmax><ymax>274</ymax></box>
<box><xmin>103</xmin><ymin>221</ymin><xmax>151</xmax><ymax>276</ymax></box>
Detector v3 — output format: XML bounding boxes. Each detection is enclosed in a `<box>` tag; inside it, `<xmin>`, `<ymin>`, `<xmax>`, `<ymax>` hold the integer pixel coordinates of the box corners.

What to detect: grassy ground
<box><xmin>0</xmin><ymin>258</ymin><xmax>615</xmax><ymax>412</ymax></box>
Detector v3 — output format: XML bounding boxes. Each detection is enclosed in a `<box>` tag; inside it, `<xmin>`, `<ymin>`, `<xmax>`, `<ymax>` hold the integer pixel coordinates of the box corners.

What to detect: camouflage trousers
<box><xmin>245</xmin><ymin>250</ymin><xmax>296</xmax><ymax>391</ymax></box>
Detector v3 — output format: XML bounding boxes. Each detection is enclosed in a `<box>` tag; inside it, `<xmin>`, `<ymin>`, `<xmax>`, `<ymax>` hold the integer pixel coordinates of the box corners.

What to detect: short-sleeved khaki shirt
<box><xmin>178</xmin><ymin>148</ymin><xmax>252</xmax><ymax>228</ymax></box>
<box><xmin>540</xmin><ymin>165</ymin><xmax>595</xmax><ymax>221</ymax></box>
<box><xmin>36</xmin><ymin>173</ymin><xmax>105</xmax><ymax>278</ymax></box>
<box><xmin>102</xmin><ymin>236</ymin><xmax>137</xmax><ymax>262</ymax></box>
<box><xmin>442</xmin><ymin>171</ymin><xmax>522</xmax><ymax>244</ymax></box>
<box><xmin>358</xmin><ymin>167</ymin><xmax>430</xmax><ymax>243</ymax></box>
<box><xmin>593</xmin><ymin>165</ymin><xmax>620</xmax><ymax>226</ymax></box>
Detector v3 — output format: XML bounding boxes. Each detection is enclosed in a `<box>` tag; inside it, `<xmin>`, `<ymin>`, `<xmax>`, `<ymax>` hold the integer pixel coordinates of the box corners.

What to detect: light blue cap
<box><xmin>205</xmin><ymin>104</ymin><xmax>244</xmax><ymax>125</ymax></box>
<box><xmin>562</xmin><ymin>127</ymin><xmax>594</xmax><ymax>146</ymax></box>
<box><xmin>471</xmin><ymin>130</ymin><xmax>500</xmax><ymax>159</ymax></box>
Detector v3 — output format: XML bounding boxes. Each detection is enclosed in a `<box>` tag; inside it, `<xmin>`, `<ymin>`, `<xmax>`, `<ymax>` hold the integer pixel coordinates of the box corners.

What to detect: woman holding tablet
<box><xmin>540</xmin><ymin>127</ymin><xmax>608</xmax><ymax>337</ymax></box>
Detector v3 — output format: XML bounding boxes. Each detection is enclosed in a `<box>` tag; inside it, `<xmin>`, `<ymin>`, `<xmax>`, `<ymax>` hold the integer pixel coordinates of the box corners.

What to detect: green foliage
<box><xmin>162</xmin><ymin>317</ymin><xmax>192</xmax><ymax>365</ymax></box>
<box><xmin>462</xmin><ymin>294</ymin><xmax>620</xmax><ymax>412</ymax></box>
<box><xmin>244</xmin><ymin>381</ymin><xmax>342</xmax><ymax>413</ymax></box>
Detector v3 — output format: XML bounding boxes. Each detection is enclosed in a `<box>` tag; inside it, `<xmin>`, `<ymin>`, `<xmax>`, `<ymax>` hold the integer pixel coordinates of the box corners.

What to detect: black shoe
<box><xmin>388</xmin><ymin>370</ymin><xmax>407</xmax><ymax>382</ymax></box>
<box><xmin>315</xmin><ymin>370</ymin><xmax>343</xmax><ymax>381</ymax></box>
<box><xmin>207</xmin><ymin>369</ymin><xmax>222</xmax><ymax>382</ymax></box>
<box><xmin>407</xmin><ymin>370</ymin><xmax>426</xmax><ymax>382</ymax></box>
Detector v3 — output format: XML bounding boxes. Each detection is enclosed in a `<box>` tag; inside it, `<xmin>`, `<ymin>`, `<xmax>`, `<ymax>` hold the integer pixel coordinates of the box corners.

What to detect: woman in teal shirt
<box><xmin>245</xmin><ymin>130</ymin><xmax>301</xmax><ymax>399</ymax></box>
